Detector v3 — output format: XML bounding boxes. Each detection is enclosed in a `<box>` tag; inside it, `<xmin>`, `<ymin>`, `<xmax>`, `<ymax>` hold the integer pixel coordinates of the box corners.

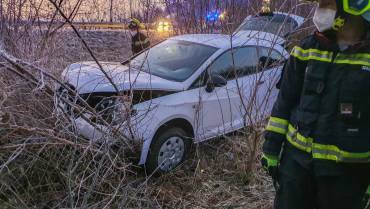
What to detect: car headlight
<box><xmin>87</xmin><ymin>97</ymin><xmax>114</xmax><ymax>124</ymax></box>
<box><xmin>95</xmin><ymin>95</ymin><xmax>137</xmax><ymax>126</ymax></box>
<box><xmin>55</xmin><ymin>84</ymin><xmax>80</xmax><ymax>116</ymax></box>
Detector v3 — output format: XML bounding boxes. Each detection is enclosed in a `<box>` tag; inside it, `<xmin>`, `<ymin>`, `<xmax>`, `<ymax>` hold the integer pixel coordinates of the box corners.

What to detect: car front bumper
<box><xmin>54</xmin><ymin>85</ymin><xmax>159</xmax><ymax>165</ymax></box>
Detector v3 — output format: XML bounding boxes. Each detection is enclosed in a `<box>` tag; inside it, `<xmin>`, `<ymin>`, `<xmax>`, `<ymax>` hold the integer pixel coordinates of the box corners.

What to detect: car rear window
<box><xmin>239</xmin><ymin>14</ymin><xmax>298</xmax><ymax>37</ymax></box>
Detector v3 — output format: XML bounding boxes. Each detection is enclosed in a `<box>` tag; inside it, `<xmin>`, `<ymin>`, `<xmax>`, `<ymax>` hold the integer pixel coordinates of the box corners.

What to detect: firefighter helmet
<box><xmin>128</xmin><ymin>18</ymin><xmax>142</xmax><ymax>30</ymax></box>
<box><xmin>305</xmin><ymin>0</ymin><xmax>370</xmax><ymax>20</ymax></box>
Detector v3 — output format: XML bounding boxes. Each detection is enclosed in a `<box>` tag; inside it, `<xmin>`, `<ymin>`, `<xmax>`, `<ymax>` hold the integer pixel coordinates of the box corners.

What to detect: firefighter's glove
<box><xmin>261</xmin><ymin>154</ymin><xmax>279</xmax><ymax>179</ymax></box>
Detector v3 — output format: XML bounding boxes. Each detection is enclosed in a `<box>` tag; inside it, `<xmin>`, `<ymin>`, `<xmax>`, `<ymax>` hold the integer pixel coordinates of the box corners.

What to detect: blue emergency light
<box><xmin>206</xmin><ymin>11</ymin><xmax>220</xmax><ymax>22</ymax></box>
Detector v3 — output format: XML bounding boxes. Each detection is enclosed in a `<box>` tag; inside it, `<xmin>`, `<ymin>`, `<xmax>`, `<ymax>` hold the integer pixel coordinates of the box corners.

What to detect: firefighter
<box><xmin>128</xmin><ymin>18</ymin><xmax>150</xmax><ymax>55</ymax></box>
<box><xmin>261</xmin><ymin>0</ymin><xmax>370</xmax><ymax>208</ymax></box>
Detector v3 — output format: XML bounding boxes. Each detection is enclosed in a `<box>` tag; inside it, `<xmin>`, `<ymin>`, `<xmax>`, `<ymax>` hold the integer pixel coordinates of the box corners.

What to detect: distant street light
<box><xmin>219</xmin><ymin>11</ymin><xmax>227</xmax><ymax>20</ymax></box>
<box><xmin>262</xmin><ymin>0</ymin><xmax>271</xmax><ymax>13</ymax></box>
<box><xmin>157</xmin><ymin>20</ymin><xmax>172</xmax><ymax>33</ymax></box>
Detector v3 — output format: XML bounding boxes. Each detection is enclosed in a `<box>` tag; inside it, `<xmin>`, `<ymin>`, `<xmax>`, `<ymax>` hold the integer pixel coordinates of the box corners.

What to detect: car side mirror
<box><xmin>259</xmin><ymin>56</ymin><xmax>278</xmax><ymax>69</ymax></box>
<box><xmin>205</xmin><ymin>74</ymin><xmax>227</xmax><ymax>93</ymax></box>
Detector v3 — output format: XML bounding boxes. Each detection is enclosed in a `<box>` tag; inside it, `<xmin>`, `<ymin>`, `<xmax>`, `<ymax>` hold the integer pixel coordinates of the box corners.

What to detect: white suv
<box><xmin>56</xmin><ymin>12</ymin><xmax>304</xmax><ymax>173</ymax></box>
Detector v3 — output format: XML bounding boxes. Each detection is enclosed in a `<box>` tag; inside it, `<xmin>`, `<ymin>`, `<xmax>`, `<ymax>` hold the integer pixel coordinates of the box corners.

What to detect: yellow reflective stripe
<box><xmin>335</xmin><ymin>53</ymin><xmax>370</xmax><ymax>67</ymax></box>
<box><xmin>286</xmin><ymin>124</ymin><xmax>370</xmax><ymax>163</ymax></box>
<box><xmin>312</xmin><ymin>143</ymin><xmax>370</xmax><ymax>163</ymax></box>
<box><xmin>292</xmin><ymin>46</ymin><xmax>333</xmax><ymax>56</ymax></box>
<box><xmin>266</xmin><ymin>117</ymin><xmax>289</xmax><ymax>135</ymax></box>
<box><xmin>335</xmin><ymin>59</ymin><xmax>370</xmax><ymax>66</ymax></box>
<box><xmin>266</xmin><ymin>126</ymin><xmax>286</xmax><ymax>135</ymax></box>
<box><xmin>291</xmin><ymin>46</ymin><xmax>333</xmax><ymax>62</ymax></box>
<box><xmin>346</xmin><ymin>53</ymin><xmax>370</xmax><ymax>59</ymax></box>
<box><xmin>286</xmin><ymin>125</ymin><xmax>313</xmax><ymax>153</ymax></box>
<box><xmin>290</xmin><ymin>46</ymin><xmax>370</xmax><ymax>67</ymax></box>
<box><xmin>270</xmin><ymin>117</ymin><xmax>289</xmax><ymax>126</ymax></box>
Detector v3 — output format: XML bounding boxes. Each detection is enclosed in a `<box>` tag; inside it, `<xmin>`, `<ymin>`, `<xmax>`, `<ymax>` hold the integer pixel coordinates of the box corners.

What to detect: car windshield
<box><xmin>239</xmin><ymin>14</ymin><xmax>298</xmax><ymax>37</ymax></box>
<box><xmin>130</xmin><ymin>39</ymin><xmax>218</xmax><ymax>82</ymax></box>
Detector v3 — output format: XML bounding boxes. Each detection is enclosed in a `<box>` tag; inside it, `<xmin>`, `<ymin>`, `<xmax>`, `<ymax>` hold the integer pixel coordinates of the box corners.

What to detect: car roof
<box><xmin>170</xmin><ymin>34</ymin><xmax>230</xmax><ymax>48</ymax></box>
<box><xmin>170</xmin><ymin>33</ymin><xmax>284</xmax><ymax>50</ymax></box>
<box><xmin>234</xmin><ymin>11</ymin><xmax>305</xmax><ymax>43</ymax></box>
<box><xmin>273</xmin><ymin>12</ymin><xmax>305</xmax><ymax>27</ymax></box>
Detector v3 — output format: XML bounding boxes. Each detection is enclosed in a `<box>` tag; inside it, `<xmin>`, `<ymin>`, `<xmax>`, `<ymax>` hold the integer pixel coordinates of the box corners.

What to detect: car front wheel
<box><xmin>145</xmin><ymin>127</ymin><xmax>191</xmax><ymax>174</ymax></box>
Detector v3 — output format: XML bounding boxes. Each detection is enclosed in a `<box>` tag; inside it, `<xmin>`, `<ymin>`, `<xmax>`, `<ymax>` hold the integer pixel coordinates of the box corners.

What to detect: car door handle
<box><xmin>257</xmin><ymin>80</ymin><xmax>265</xmax><ymax>86</ymax></box>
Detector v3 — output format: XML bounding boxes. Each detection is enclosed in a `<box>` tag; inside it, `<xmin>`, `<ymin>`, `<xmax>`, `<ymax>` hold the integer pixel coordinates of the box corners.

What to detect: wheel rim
<box><xmin>157</xmin><ymin>136</ymin><xmax>185</xmax><ymax>171</ymax></box>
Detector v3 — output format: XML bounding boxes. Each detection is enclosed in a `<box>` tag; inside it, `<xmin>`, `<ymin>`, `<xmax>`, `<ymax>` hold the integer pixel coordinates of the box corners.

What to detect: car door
<box><xmin>194</xmin><ymin>46</ymin><xmax>263</xmax><ymax>141</ymax></box>
<box><xmin>240</xmin><ymin>46</ymin><xmax>284</xmax><ymax>125</ymax></box>
<box><xmin>192</xmin><ymin>51</ymin><xmax>238</xmax><ymax>141</ymax></box>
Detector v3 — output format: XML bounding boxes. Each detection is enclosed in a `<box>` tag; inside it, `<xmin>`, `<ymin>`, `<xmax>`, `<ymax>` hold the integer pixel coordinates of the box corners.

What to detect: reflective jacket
<box><xmin>132</xmin><ymin>32</ymin><xmax>150</xmax><ymax>55</ymax></box>
<box><xmin>263</xmin><ymin>31</ymin><xmax>370</xmax><ymax>165</ymax></box>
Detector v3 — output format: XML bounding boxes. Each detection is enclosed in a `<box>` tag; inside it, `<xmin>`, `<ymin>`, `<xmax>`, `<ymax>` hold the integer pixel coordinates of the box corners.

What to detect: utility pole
<box><xmin>130</xmin><ymin>0</ymin><xmax>133</xmax><ymax>18</ymax></box>
<box><xmin>0</xmin><ymin>0</ymin><xmax>3</xmax><ymax>34</ymax></box>
<box><xmin>109</xmin><ymin>0</ymin><xmax>113</xmax><ymax>22</ymax></box>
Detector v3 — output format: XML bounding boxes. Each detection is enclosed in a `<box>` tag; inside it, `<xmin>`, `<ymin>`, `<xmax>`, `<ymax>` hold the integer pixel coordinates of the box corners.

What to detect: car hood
<box><xmin>61</xmin><ymin>61</ymin><xmax>185</xmax><ymax>94</ymax></box>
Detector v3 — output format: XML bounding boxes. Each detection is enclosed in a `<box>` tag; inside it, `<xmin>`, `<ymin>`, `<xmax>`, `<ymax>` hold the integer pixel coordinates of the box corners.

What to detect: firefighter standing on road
<box><xmin>128</xmin><ymin>18</ymin><xmax>150</xmax><ymax>55</ymax></box>
<box><xmin>261</xmin><ymin>0</ymin><xmax>370</xmax><ymax>208</ymax></box>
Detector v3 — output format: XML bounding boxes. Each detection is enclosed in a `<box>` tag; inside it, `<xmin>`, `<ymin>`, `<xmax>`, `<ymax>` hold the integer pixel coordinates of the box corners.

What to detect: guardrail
<box><xmin>6</xmin><ymin>21</ymin><xmax>175</xmax><ymax>32</ymax></box>
<box><xmin>71</xmin><ymin>22</ymin><xmax>126</xmax><ymax>30</ymax></box>
<box><xmin>8</xmin><ymin>21</ymin><xmax>134</xmax><ymax>30</ymax></box>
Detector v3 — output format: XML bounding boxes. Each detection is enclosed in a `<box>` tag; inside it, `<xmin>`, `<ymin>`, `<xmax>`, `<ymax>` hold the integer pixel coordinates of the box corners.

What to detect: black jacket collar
<box><xmin>314</xmin><ymin>31</ymin><xmax>369</xmax><ymax>53</ymax></box>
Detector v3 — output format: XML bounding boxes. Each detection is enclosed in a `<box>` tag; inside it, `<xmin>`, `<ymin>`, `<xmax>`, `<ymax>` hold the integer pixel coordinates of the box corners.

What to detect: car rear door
<box><xmin>212</xmin><ymin>46</ymin><xmax>282</xmax><ymax>128</ymax></box>
<box><xmin>192</xmin><ymin>45</ymin><xmax>285</xmax><ymax>141</ymax></box>
<box><xmin>239</xmin><ymin>46</ymin><xmax>285</xmax><ymax>126</ymax></box>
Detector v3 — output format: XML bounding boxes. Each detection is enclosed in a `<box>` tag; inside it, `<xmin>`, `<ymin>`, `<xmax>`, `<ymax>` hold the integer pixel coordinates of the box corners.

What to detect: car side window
<box><xmin>203</xmin><ymin>46</ymin><xmax>283</xmax><ymax>83</ymax></box>
<box><xmin>190</xmin><ymin>71</ymin><xmax>208</xmax><ymax>89</ymax></box>
<box><xmin>208</xmin><ymin>47</ymin><xmax>259</xmax><ymax>80</ymax></box>
<box><xmin>256</xmin><ymin>47</ymin><xmax>284</xmax><ymax>69</ymax></box>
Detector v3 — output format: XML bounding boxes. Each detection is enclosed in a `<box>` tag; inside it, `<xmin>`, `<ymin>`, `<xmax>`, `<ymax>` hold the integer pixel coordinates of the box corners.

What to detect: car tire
<box><xmin>145</xmin><ymin>127</ymin><xmax>192</xmax><ymax>175</ymax></box>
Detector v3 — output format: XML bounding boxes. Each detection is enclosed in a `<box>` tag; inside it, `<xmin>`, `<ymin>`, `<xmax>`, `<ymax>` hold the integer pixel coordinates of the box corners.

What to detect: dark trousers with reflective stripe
<box><xmin>274</xmin><ymin>149</ymin><xmax>370</xmax><ymax>209</ymax></box>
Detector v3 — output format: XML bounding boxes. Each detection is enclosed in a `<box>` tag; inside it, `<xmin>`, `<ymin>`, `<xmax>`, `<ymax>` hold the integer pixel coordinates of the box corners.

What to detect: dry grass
<box><xmin>147</xmin><ymin>135</ymin><xmax>275</xmax><ymax>209</ymax></box>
